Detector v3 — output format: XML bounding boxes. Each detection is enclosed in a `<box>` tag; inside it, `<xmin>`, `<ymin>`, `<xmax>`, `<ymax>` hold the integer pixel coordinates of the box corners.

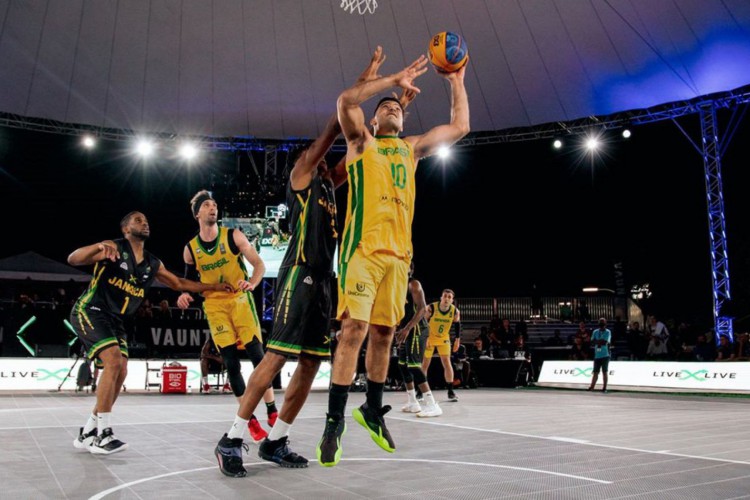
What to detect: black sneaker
<box><xmin>215</xmin><ymin>433</ymin><xmax>249</xmax><ymax>478</ymax></box>
<box><xmin>352</xmin><ymin>404</ymin><xmax>395</xmax><ymax>453</ymax></box>
<box><xmin>89</xmin><ymin>428</ymin><xmax>128</xmax><ymax>455</ymax></box>
<box><xmin>258</xmin><ymin>437</ymin><xmax>308</xmax><ymax>468</ymax></box>
<box><xmin>447</xmin><ymin>389</ymin><xmax>458</xmax><ymax>402</ymax></box>
<box><xmin>316</xmin><ymin>414</ymin><xmax>346</xmax><ymax>467</ymax></box>
<box><xmin>73</xmin><ymin>427</ymin><xmax>97</xmax><ymax>450</ymax></box>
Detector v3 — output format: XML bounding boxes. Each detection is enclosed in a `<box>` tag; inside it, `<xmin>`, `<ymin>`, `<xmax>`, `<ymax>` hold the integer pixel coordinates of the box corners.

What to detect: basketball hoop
<box><xmin>340</xmin><ymin>0</ymin><xmax>377</xmax><ymax>15</ymax></box>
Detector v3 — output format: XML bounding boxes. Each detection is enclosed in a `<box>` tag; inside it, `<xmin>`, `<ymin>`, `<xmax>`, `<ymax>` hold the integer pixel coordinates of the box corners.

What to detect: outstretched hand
<box><xmin>392</xmin><ymin>88</ymin><xmax>417</xmax><ymax>110</ymax></box>
<box><xmin>357</xmin><ymin>45</ymin><xmax>386</xmax><ymax>83</ymax></box>
<box><xmin>395</xmin><ymin>55</ymin><xmax>429</xmax><ymax>94</ymax></box>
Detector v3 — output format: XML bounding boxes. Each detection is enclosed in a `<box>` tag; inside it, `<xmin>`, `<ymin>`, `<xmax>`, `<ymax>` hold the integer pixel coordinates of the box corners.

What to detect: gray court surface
<box><xmin>2</xmin><ymin>387</ymin><xmax>750</xmax><ymax>499</ymax></box>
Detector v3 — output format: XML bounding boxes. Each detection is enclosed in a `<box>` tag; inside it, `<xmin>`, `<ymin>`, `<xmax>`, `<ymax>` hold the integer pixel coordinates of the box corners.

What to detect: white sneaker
<box><xmin>401</xmin><ymin>402</ymin><xmax>422</xmax><ymax>413</ymax></box>
<box><xmin>89</xmin><ymin>428</ymin><xmax>128</xmax><ymax>455</ymax></box>
<box><xmin>73</xmin><ymin>427</ymin><xmax>97</xmax><ymax>450</ymax></box>
<box><xmin>416</xmin><ymin>403</ymin><xmax>443</xmax><ymax>418</ymax></box>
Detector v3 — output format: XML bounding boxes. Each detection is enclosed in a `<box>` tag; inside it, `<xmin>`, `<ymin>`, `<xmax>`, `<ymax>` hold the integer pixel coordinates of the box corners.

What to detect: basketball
<box><xmin>428</xmin><ymin>32</ymin><xmax>468</xmax><ymax>73</ymax></box>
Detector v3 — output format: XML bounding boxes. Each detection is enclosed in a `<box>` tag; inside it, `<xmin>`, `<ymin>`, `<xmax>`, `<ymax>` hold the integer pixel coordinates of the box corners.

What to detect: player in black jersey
<box><xmin>396</xmin><ymin>261</ymin><xmax>442</xmax><ymax>417</ymax></box>
<box><xmin>215</xmin><ymin>113</ymin><xmax>348</xmax><ymax>476</ymax></box>
<box><xmin>69</xmin><ymin>211</ymin><xmax>231</xmax><ymax>455</ymax></box>
<box><xmin>214</xmin><ymin>50</ymin><xmax>404</xmax><ymax>478</ymax></box>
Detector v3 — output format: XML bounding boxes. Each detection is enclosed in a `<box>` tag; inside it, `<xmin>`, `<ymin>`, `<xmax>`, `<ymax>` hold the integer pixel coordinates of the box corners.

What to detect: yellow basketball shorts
<box><xmin>337</xmin><ymin>251</ymin><xmax>409</xmax><ymax>327</ymax></box>
<box><xmin>424</xmin><ymin>338</ymin><xmax>451</xmax><ymax>358</ymax></box>
<box><xmin>203</xmin><ymin>292</ymin><xmax>261</xmax><ymax>349</ymax></box>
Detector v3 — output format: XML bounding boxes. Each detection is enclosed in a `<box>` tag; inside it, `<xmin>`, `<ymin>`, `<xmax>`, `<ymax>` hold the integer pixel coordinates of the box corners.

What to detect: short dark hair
<box><xmin>373</xmin><ymin>96</ymin><xmax>404</xmax><ymax>116</ymax></box>
<box><xmin>120</xmin><ymin>211</ymin><xmax>140</xmax><ymax>230</ymax></box>
<box><xmin>442</xmin><ymin>289</ymin><xmax>455</xmax><ymax>297</ymax></box>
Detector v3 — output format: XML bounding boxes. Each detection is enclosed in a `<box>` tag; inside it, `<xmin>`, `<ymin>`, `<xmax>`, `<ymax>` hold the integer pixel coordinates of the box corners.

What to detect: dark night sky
<box><xmin>1</xmin><ymin>108</ymin><xmax>749</xmax><ymax>330</ymax></box>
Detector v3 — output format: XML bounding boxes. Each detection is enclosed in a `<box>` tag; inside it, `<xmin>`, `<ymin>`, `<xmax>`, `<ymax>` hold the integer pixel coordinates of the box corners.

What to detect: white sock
<box><xmin>97</xmin><ymin>412</ymin><xmax>111</xmax><ymax>432</ymax></box>
<box><xmin>423</xmin><ymin>391</ymin><xmax>435</xmax><ymax>406</ymax></box>
<box><xmin>406</xmin><ymin>388</ymin><xmax>417</xmax><ymax>404</ymax></box>
<box><xmin>83</xmin><ymin>413</ymin><xmax>97</xmax><ymax>434</ymax></box>
<box><xmin>267</xmin><ymin>418</ymin><xmax>292</xmax><ymax>441</ymax></box>
<box><xmin>201</xmin><ymin>376</ymin><xmax>208</xmax><ymax>385</ymax></box>
<box><xmin>227</xmin><ymin>415</ymin><xmax>249</xmax><ymax>440</ymax></box>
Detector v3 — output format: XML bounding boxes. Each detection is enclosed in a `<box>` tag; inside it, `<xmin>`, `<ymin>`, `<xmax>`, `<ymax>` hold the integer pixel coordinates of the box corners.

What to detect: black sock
<box><xmin>328</xmin><ymin>383</ymin><xmax>350</xmax><ymax>419</ymax></box>
<box><xmin>366</xmin><ymin>380</ymin><xmax>384</xmax><ymax>409</ymax></box>
<box><xmin>265</xmin><ymin>400</ymin><xmax>277</xmax><ymax>414</ymax></box>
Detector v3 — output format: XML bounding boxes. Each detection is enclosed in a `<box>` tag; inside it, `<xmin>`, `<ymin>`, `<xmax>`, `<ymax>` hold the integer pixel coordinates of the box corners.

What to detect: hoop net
<box><xmin>341</xmin><ymin>0</ymin><xmax>377</xmax><ymax>15</ymax></box>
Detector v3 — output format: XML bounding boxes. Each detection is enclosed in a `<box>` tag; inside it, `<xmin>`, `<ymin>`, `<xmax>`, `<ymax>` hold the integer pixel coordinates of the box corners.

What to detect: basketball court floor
<box><xmin>2</xmin><ymin>387</ymin><xmax>750</xmax><ymax>499</ymax></box>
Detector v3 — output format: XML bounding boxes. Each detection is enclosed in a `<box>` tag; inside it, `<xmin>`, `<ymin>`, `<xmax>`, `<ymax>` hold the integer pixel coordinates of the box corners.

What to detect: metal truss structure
<box><xmin>2</xmin><ymin>84</ymin><xmax>749</xmax><ymax>336</ymax></box>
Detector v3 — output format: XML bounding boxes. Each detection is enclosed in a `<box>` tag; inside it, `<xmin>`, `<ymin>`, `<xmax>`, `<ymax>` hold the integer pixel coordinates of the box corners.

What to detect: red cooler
<box><xmin>161</xmin><ymin>363</ymin><xmax>188</xmax><ymax>394</ymax></box>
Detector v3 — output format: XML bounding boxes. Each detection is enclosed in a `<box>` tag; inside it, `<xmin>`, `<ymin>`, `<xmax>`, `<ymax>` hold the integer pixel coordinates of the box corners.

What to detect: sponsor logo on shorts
<box><xmin>304</xmin><ymin>276</ymin><xmax>313</xmax><ymax>285</ymax></box>
<box><xmin>347</xmin><ymin>282</ymin><xmax>369</xmax><ymax>297</ymax></box>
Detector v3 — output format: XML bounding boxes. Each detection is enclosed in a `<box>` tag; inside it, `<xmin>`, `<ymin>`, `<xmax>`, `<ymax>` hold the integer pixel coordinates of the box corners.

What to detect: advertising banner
<box><xmin>0</xmin><ymin>358</ymin><xmax>331</xmax><ymax>391</ymax></box>
<box><xmin>538</xmin><ymin>360</ymin><xmax>750</xmax><ymax>392</ymax></box>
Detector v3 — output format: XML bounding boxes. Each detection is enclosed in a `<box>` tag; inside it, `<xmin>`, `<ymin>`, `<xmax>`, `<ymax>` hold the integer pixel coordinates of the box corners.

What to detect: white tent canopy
<box><xmin>1</xmin><ymin>0</ymin><xmax>749</xmax><ymax>141</ymax></box>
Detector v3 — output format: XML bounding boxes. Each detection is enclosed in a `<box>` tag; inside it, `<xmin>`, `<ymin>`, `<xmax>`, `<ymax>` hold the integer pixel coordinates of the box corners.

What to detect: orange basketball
<box><xmin>428</xmin><ymin>32</ymin><xmax>468</xmax><ymax>73</ymax></box>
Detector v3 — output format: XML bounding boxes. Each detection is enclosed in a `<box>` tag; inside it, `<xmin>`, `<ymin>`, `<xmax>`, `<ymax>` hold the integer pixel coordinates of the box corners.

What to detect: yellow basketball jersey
<box><xmin>340</xmin><ymin>136</ymin><xmax>417</xmax><ymax>264</ymax></box>
<box><xmin>188</xmin><ymin>227</ymin><xmax>247</xmax><ymax>299</ymax></box>
<box><xmin>428</xmin><ymin>302</ymin><xmax>456</xmax><ymax>340</ymax></box>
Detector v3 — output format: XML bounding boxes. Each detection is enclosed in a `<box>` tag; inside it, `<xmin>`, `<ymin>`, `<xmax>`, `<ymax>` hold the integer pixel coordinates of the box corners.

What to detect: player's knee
<box><xmin>411</xmin><ymin>367</ymin><xmax>426</xmax><ymax>386</ymax></box>
<box><xmin>220</xmin><ymin>345</ymin><xmax>242</xmax><ymax>374</ymax></box>
<box><xmin>399</xmin><ymin>363</ymin><xmax>413</xmax><ymax>383</ymax></box>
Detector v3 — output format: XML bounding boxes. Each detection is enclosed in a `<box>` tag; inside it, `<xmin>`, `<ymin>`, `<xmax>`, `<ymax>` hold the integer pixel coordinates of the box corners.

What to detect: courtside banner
<box><xmin>0</xmin><ymin>358</ymin><xmax>331</xmax><ymax>391</ymax></box>
<box><xmin>538</xmin><ymin>360</ymin><xmax>750</xmax><ymax>392</ymax></box>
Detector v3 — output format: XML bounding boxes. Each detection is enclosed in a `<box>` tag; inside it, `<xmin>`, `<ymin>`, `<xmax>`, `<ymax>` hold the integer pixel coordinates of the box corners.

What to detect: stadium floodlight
<box><xmin>81</xmin><ymin>135</ymin><xmax>96</xmax><ymax>149</ymax></box>
<box><xmin>622</xmin><ymin>129</ymin><xmax>631</xmax><ymax>138</ymax></box>
<box><xmin>585</xmin><ymin>137</ymin><xmax>599</xmax><ymax>151</ymax></box>
<box><xmin>179</xmin><ymin>142</ymin><xmax>199</xmax><ymax>160</ymax></box>
<box><xmin>437</xmin><ymin>145</ymin><xmax>450</xmax><ymax>159</ymax></box>
<box><xmin>135</xmin><ymin>138</ymin><xmax>155</xmax><ymax>158</ymax></box>
<box><xmin>553</xmin><ymin>139</ymin><xmax>562</xmax><ymax>149</ymax></box>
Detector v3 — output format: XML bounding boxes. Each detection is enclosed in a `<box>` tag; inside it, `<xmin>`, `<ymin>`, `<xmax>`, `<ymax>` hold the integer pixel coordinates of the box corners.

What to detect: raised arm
<box><xmin>233</xmin><ymin>229</ymin><xmax>265</xmax><ymax>291</ymax></box>
<box><xmin>290</xmin><ymin>113</ymin><xmax>342</xmax><ymax>191</ymax></box>
<box><xmin>338</xmin><ymin>51</ymin><xmax>428</xmax><ymax>149</ymax></box>
<box><xmin>409</xmin><ymin>65</ymin><xmax>470</xmax><ymax>159</ymax></box>
<box><xmin>67</xmin><ymin>240</ymin><xmax>119</xmax><ymax>266</ymax></box>
<box><xmin>294</xmin><ymin>47</ymin><xmax>391</xmax><ymax>190</ymax></box>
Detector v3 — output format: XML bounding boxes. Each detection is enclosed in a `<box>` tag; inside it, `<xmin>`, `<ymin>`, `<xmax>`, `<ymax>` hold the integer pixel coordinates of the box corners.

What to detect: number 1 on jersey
<box><xmin>120</xmin><ymin>296</ymin><xmax>130</xmax><ymax>314</ymax></box>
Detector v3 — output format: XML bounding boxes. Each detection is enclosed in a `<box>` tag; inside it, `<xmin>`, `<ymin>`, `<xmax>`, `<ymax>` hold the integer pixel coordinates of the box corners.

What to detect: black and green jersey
<box><xmin>280</xmin><ymin>176</ymin><xmax>337</xmax><ymax>272</ymax></box>
<box><xmin>399</xmin><ymin>278</ymin><xmax>428</xmax><ymax>334</ymax></box>
<box><xmin>73</xmin><ymin>238</ymin><xmax>161</xmax><ymax>317</ymax></box>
